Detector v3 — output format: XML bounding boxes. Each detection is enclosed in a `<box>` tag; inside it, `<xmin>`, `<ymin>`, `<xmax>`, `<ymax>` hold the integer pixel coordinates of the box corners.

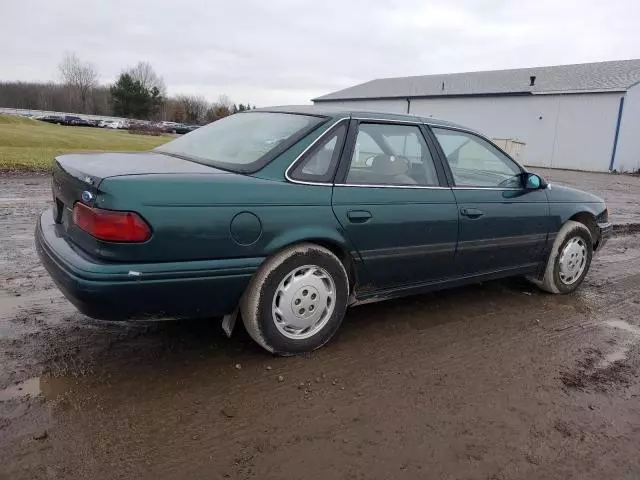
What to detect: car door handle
<box><xmin>347</xmin><ymin>210</ymin><xmax>372</xmax><ymax>223</ymax></box>
<box><xmin>460</xmin><ymin>207</ymin><xmax>485</xmax><ymax>219</ymax></box>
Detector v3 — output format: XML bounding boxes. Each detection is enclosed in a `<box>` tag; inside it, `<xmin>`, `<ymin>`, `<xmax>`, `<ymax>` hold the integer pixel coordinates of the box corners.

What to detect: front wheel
<box><xmin>241</xmin><ymin>243</ymin><xmax>349</xmax><ymax>355</ymax></box>
<box><xmin>537</xmin><ymin>220</ymin><xmax>593</xmax><ymax>294</ymax></box>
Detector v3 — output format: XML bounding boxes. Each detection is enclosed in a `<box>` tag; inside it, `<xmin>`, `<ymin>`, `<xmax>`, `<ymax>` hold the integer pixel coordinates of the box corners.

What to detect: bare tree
<box><xmin>176</xmin><ymin>95</ymin><xmax>209</xmax><ymax>124</ymax></box>
<box><xmin>201</xmin><ymin>94</ymin><xmax>235</xmax><ymax>122</ymax></box>
<box><xmin>216</xmin><ymin>94</ymin><xmax>233</xmax><ymax>110</ymax></box>
<box><xmin>127</xmin><ymin>61</ymin><xmax>166</xmax><ymax>96</ymax></box>
<box><xmin>58</xmin><ymin>53</ymin><xmax>98</xmax><ymax>113</ymax></box>
<box><xmin>0</xmin><ymin>81</ymin><xmax>113</xmax><ymax>115</ymax></box>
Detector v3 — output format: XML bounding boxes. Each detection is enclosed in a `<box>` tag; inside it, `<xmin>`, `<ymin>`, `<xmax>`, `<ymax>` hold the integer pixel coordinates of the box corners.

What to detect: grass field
<box><xmin>0</xmin><ymin>115</ymin><xmax>172</xmax><ymax>172</ymax></box>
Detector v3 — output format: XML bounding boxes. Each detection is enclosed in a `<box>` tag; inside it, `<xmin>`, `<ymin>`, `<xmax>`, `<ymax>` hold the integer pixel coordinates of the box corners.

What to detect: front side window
<box><xmin>156</xmin><ymin>112</ymin><xmax>322</xmax><ymax>172</ymax></box>
<box><xmin>289</xmin><ymin>124</ymin><xmax>347</xmax><ymax>183</ymax></box>
<box><xmin>345</xmin><ymin>123</ymin><xmax>439</xmax><ymax>186</ymax></box>
<box><xmin>432</xmin><ymin>128</ymin><xmax>522</xmax><ymax>188</ymax></box>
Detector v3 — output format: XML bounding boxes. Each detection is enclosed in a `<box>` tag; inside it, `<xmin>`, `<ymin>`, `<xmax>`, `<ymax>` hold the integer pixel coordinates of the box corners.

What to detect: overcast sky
<box><xmin>2</xmin><ymin>0</ymin><xmax>639</xmax><ymax>106</ymax></box>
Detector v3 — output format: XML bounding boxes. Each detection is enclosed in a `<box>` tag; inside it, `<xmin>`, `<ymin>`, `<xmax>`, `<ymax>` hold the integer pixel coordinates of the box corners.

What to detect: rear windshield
<box><xmin>155</xmin><ymin>112</ymin><xmax>323</xmax><ymax>172</ymax></box>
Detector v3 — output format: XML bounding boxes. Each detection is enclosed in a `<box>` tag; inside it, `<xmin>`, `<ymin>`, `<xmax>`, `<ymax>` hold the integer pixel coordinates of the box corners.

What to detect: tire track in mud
<box><xmin>28</xmin><ymin>273</ymin><xmax>631</xmax><ymax>480</ymax></box>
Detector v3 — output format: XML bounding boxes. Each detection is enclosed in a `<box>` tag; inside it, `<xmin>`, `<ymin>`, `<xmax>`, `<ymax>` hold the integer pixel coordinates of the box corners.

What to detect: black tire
<box><xmin>537</xmin><ymin>220</ymin><xmax>593</xmax><ymax>294</ymax></box>
<box><xmin>240</xmin><ymin>243</ymin><xmax>349</xmax><ymax>355</ymax></box>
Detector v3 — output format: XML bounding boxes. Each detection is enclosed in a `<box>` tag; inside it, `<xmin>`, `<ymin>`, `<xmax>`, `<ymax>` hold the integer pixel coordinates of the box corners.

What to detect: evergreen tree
<box><xmin>110</xmin><ymin>73</ymin><xmax>163</xmax><ymax>119</ymax></box>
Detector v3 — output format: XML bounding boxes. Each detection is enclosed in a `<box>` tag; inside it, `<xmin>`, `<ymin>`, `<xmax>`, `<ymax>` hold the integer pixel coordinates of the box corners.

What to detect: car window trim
<box><xmin>421</xmin><ymin>124</ymin><xmax>456</xmax><ymax>187</ymax></box>
<box><xmin>284</xmin><ymin>117</ymin><xmax>528</xmax><ymax>190</ymax></box>
<box><xmin>418</xmin><ymin>124</ymin><xmax>450</xmax><ymax>187</ymax></box>
<box><xmin>287</xmin><ymin>121</ymin><xmax>349</xmax><ymax>184</ymax></box>
<box><xmin>425</xmin><ymin>124</ymin><xmax>526</xmax><ymax>190</ymax></box>
<box><xmin>334</xmin><ymin>119</ymin><xmax>449</xmax><ymax>188</ymax></box>
<box><xmin>334</xmin><ymin>183</ymin><xmax>452</xmax><ymax>190</ymax></box>
<box><xmin>284</xmin><ymin>118</ymin><xmax>351</xmax><ymax>186</ymax></box>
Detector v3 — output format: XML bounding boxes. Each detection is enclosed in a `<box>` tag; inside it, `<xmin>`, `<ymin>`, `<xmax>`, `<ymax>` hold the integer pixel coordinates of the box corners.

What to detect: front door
<box><xmin>332</xmin><ymin>120</ymin><xmax>459</xmax><ymax>291</ymax></box>
<box><xmin>430</xmin><ymin>127</ymin><xmax>550</xmax><ymax>276</ymax></box>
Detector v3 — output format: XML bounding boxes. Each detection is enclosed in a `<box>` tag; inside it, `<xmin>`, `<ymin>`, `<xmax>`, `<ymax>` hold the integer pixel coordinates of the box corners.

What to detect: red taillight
<box><xmin>72</xmin><ymin>203</ymin><xmax>151</xmax><ymax>242</ymax></box>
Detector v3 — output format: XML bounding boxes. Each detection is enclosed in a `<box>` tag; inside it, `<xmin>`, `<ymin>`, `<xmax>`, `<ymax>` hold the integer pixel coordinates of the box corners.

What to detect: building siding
<box><xmin>409</xmin><ymin>95</ymin><xmax>561</xmax><ymax>168</ymax></box>
<box><xmin>614</xmin><ymin>83</ymin><xmax>640</xmax><ymax>172</ymax></box>
<box><xmin>546</xmin><ymin>93</ymin><xmax>621</xmax><ymax>171</ymax></box>
<box><xmin>316</xmin><ymin>93</ymin><xmax>622</xmax><ymax>172</ymax></box>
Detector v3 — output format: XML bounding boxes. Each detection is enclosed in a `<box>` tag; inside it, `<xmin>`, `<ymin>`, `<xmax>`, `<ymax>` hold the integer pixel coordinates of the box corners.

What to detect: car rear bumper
<box><xmin>36</xmin><ymin>208</ymin><xmax>261</xmax><ymax>320</ymax></box>
<box><xmin>596</xmin><ymin>221</ymin><xmax>613</xmax><ymax>251</ymax></box>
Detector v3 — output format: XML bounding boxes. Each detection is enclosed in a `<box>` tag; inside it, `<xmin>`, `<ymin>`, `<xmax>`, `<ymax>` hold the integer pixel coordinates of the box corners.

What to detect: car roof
<box><xmin>253</xmin><ymin>105</ymin><xmax>466</xmax><ymax>129</ymax></box>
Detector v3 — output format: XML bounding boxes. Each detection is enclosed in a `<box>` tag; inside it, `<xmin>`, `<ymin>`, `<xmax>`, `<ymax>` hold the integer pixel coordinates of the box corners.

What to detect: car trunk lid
<box><xmin>51</xmin><ymin>151</ymin><xmax>228</xmax><ymax>240</ymax></box>
<box><xmin>56</xmin><ymin>151</ymin><xmax>220</xmax><ymax>183</ymax></box>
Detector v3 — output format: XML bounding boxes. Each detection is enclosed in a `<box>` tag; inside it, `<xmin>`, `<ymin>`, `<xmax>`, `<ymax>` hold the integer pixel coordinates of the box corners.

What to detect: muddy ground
<box><xmin>1</xmin><ymin>174</ymin><xmax>640</xmax><ymax>480</ymax></box>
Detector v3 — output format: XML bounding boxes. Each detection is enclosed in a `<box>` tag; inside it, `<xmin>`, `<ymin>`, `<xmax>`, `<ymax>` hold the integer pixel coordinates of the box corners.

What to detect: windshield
<box><xmin>156</xmin><ymin>112</ymin><xmax>322</xmax><ymax>171</ymax></box>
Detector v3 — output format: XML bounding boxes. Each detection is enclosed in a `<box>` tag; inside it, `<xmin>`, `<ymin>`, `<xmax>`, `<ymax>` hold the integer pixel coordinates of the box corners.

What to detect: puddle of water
<box><xmin>598</xmin><ymin>346</ymin><xmax>630</xmax><ymax>368</ymax></box>
<box><xmin>605</xmin><ymin>319</ymin><xmax>640</xmax><ymax>336</ymax></box>
<box><xmin>595</xmin><ymin>319</ymin><xmax>640</xmax><ymax>368</ymax></box>
<box><xmin>0</xmin><ymin>374</ymin><xmax>74</xmax><ymax>402</ymax></box>
<box><xmin>0</xmin><ymin>377</ymin><xmax>41</xmax><ymax>401</ymax></box>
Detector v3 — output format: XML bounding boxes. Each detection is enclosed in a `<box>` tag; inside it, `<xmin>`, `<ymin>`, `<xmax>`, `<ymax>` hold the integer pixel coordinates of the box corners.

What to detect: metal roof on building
<box><xmin>313</xmin><ymin>59</ymin><xmax>640</xmax><ymax>102</ymax></box>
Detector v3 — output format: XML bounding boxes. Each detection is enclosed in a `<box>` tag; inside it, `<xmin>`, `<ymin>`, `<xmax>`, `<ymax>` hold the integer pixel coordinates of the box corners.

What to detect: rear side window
<box><xmin>289</xmin><ymin>124</ymin><xmax>347</xmax><ymax>183</ymax></box>
<box><xmin>346</xmin><ymin>123</ymin><xmax>439</xmax><ymax>186</ymax></box>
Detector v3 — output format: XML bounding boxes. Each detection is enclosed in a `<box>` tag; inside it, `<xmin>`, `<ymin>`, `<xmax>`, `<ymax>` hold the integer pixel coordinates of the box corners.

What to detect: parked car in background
<box><xmin>61</xmin><ymin>115</ymin><xmax>78</xmax><ymax>126</ymax></box>
<box><xmin>36</xmin><ymin>107</ymin><xmax>611</xmax><ymax>356</ymax></box>
<box><xmin>157</xmin><ymin>121</ymin><xmax>201</xmax><ymax>134</ymax></box>
<box><xmin>61</xmin><ymin>115</ymin><xmax>91</xmax><ymax>127</ymax></box>
<box><xmin>173</xmin><ymin>123</ymin><xmax>200</xmax><ymax>134</ymax></box>
<box><xmin>99</xmin><ymin>120</ymin><xmax>126</xmax><ymax>129</ymax></box>
<box><xmin>38</xmin><ymin>115</ymin><xmax>65</xmax><ymax>125</ymax></box>
<box><xmin>158</xmin><ymin>121</ymin><xmax>182</xmax><ymax>133</ymax></box>
<box><xmin>125</xmin><ymin>121</ymin><xmax>165</xmax><ymax>135</ymax></box>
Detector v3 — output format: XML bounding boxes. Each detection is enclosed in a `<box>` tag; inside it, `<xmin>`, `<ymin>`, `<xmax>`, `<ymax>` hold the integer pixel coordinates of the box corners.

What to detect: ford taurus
<box><xmin>36</xmin><ymin>106</ymin><xmax>612</xmax><ymax>355</ymax></box>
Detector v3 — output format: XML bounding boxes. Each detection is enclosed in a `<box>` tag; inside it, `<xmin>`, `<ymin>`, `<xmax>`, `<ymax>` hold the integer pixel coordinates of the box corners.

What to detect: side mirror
<box><xmin>524</xmin><ymin>173</ymin><xmax>547</xmax><ymax>189</ymax></box>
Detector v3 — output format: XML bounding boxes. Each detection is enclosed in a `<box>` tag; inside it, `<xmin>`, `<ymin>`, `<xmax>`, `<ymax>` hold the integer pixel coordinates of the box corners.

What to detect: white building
<box><xmin>313</xmin><ymin>60</ymin><xmax>640</xmax><ymax>172</ymax></box>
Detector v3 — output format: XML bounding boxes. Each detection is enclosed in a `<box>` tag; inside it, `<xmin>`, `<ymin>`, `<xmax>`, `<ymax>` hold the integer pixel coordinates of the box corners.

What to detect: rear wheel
<box><xmin>241</xmin><ymin>243</ymin><xmax>349</xmax><ymax>355</ymax></box>
<box><xmin>537</xmin><ymin>220</ymin><xmax>593</xmax><ymax>294</ymax></box>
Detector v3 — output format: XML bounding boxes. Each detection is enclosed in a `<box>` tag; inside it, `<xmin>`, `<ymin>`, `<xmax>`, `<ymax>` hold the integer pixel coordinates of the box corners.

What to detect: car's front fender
<box><xmin>546</xmin><ymin>184</ymin><xmax>607</xmax><ymax>231</ymax></box>
<box><xmin>549</xmin><ymin>202</ymin><xmax>604</xmax><ymax>226</ymax></box>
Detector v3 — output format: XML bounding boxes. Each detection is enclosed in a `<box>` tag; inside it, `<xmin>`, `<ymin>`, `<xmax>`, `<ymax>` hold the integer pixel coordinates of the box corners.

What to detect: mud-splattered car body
<box><xmin>36</xmin><ymin>106</ymin><xmax>611</xmax><ymax>322</ymax></box>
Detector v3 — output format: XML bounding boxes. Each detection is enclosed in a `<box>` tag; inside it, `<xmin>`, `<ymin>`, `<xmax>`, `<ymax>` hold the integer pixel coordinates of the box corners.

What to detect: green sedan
<box><xmin>36</xmin><ymin>106</ymin><xmax>612</xmax><ymax>355</ymax></box>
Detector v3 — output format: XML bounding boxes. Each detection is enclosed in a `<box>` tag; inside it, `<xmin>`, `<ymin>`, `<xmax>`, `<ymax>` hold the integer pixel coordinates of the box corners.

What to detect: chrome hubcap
<box><xmin>272</xmin><ymin>265</ymin><xmax>336</xmax><ymax>340</ymax></box>
<box><xmin>558</xmin><ymin>237</ymin><xmax>587</xmax><ymax>285</ymax></box>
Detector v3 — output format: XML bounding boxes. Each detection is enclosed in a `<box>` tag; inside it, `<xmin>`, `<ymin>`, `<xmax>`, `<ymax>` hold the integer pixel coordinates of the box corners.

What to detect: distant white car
<box><xmin>99</xmin><ymin>120</ymin><xmax>124</xmax><ymax>129</ymax></box>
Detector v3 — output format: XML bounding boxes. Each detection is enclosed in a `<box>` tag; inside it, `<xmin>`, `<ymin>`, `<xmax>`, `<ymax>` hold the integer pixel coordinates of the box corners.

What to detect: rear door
<box><xmin>331</xmin><ymin>119</ymin><xmax>459</xmax><ymax>291</ymax></box>
<box><xmin>429</xmin><ymin>126</ymin><xmax>550</xmax><ymax>276</ymax></box>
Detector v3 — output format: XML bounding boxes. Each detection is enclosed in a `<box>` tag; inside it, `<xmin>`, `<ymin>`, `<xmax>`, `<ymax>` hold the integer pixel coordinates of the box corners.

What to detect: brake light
<box><xmin>72</xmin><ymin>203</ymin><xmax>151</xmax><ymax>242</ymax></box>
